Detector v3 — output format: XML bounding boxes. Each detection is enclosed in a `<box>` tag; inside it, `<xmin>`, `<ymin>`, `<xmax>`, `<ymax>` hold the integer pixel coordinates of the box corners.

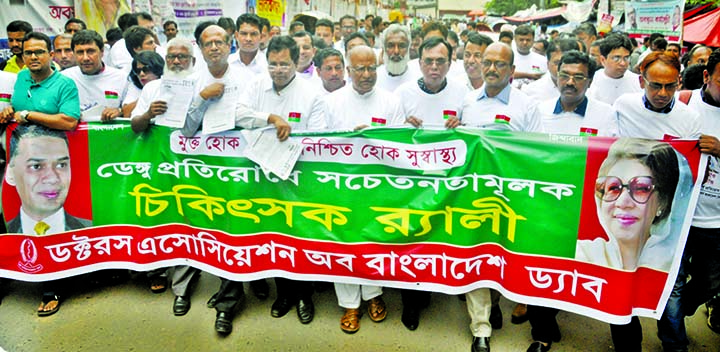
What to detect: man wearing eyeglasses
<box><xmin>460</xmin><ymin>42</ymin><xmax>543</xmax><ymax>352</ymax></box>
<box><xmin>656</xmin><ymin>48</ymin><xmax>720</xmax><ymax>352</ymax></box>
<box><xmin>334</xmin><ymin>15</ymin><xmax>358</xmax><ymax>53</ymax></box>
<box><xmin>528</xmin><ymin>51</ymin><xmax>619</xmax><ymax>352</ymax></box>
<box><xmin>323</xmin><ymin>45</ymin><xmax>403</xmax><ymax>334</ymax></box>
<box><xmin>0</xmin><ymin>32</ymin><xmax>80</xmax><ymax>130</ymax></box>
<box><xmin>587</xmin><ymin>33</ymin><xmax>642</xmax><ymax>105</ymax></box>
<box><xmin>461</xmin><ymin>42</ymin><xmax>543</xmax><ymax>132</ymax></box>
<box><xmin>61</xmin><ymin>30</ymin><xmax>128</xmax><ymax>122</ymax></box>
<box><xmin>181</xmin><ymin>25</ymin><xmax>291</xmax><ymax>336</ymax></box>
<box><xmin>376</xmin><ymin>24</ymin><xmax>420</xmax><ymax>92</ymax></box>
<box><xmin>609</xmin><ymin>50</ymin><xmax>700</xmax><ymax>352</ymax></box>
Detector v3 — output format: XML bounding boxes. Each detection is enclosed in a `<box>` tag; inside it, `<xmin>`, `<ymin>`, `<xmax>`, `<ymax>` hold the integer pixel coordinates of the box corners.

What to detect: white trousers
<box><xmin>466</xmin><ymin>287</ymin><xmax>492</xmax><ymax>337</ymax></box>
<box><xmin>334</xmin><ymin>283</ymin><xmax>382</xmax><ymax>309</ymax></box>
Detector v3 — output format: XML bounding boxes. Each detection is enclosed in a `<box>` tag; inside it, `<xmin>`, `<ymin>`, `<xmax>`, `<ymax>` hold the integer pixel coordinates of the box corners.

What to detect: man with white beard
<box><xmin>376</xmin><ymin>24</ymin><xmax>420</xmax><ymax>92</ymax></box>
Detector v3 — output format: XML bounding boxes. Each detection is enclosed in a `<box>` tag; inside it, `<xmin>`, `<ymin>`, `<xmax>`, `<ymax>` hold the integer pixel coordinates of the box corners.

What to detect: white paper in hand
<box><xmin>241</xmin><ymin>128</ymin><xmax>301</xmax><ymax>180</ymax></box>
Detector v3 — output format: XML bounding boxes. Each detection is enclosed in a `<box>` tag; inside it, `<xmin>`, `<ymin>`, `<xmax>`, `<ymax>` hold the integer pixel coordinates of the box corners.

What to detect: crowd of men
<box><xmin>0</xmin><ymin>10</ymin><xmax>719</xmax><ymax>352</ymax></box>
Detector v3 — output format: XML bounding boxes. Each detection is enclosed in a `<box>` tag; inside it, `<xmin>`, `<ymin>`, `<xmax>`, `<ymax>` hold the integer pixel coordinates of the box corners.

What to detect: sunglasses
<box><xmin>595</xmin><ymin>176</ymin><xmax>655</xmax><ymax>204</ymax></box>
<box><xmin>133</xmin><ymin>66</ymin><xmax>154</xmax><ymax>75</ymax></box>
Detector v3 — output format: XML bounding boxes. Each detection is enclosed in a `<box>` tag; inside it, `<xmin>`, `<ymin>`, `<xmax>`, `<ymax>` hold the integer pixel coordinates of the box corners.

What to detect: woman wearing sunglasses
<box><xmin>576</xmin><ymin>138</ymin><xmax>692</xmax><ymax>272</ymax></box>
<box><xmin>121</xmin><ymin>51</ymin><xmax>164</xmax><ymax>117</ymax></box>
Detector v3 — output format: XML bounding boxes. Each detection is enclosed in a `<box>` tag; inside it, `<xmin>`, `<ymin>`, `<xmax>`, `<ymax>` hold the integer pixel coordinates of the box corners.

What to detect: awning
<box><xmin>503</xmin><ymin>7</ymin><xmax>566</xmax><ymax>23</ymax></box>
<box><xmin>683</xmin><ymin>7</ymin><xmax>720</xmax><ymax>47</ymax></box>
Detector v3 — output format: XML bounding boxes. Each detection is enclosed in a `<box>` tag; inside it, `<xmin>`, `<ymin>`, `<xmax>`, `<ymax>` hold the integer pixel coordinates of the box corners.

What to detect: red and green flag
<box><xmin>288</xmin><ymin>112</ymin><xmax>301</xmax><ymax>122</ymax></box>
<box><xmin>443</xmin><ymin>110</ymin><xmax>457</xmax><ymax>120</ymax></box>
<box><xmin>0</xmin><ymin>93</ymin><xmax>10</xmax><ymax>102</ymax></box>
<box><xmin>579</xmin><ymin>127</ymin><xmax>598</xmax><ymax>136</ymax></box>
<box><xmin>371</xmin><ymin>117</ymin><xmax>387</xmax><ymax>126</ymax></box>
<box><xmin>494</xmin><ymin>114</ymin><xmax>511</xmax><ymax>125</ymax></box>
<box><xmin>105</xmin><ymin>91</ymin><xmax>119</xmax><ymax>100</ymax></box>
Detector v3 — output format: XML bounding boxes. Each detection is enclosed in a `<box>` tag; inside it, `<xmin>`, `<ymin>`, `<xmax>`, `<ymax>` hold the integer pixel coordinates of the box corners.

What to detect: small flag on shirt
<box><xmin>289</xmin><ymin>112</ymin><xmax>301</xmax><ymax>122</ymax></box>
<box><xmin>494</xmin><ymin>114</ymin><xmax>511</xmax><ymax>125</ymax></box>
<box><xmin>443</xmin><ymin>110</ymin><xmax>457</xmax><ymax>120</ymax></box>
<box><xmin>0</xmin><ymin>93</ymin><xmax>10</xmax><ymax>102</ymax></box>
<box><xmin>371</xmin><ymin>117</ymin><xmax>387</xmax><ymax>126</ymax></box>
<box><xmin>579</xmin><ymin>127</ymin><xmax>598</xmax><ymax>136</ymax></box>
<box><xmin>105</xmin><ymin>91</ymin><xmax>119</xmax><ymax>99</ymax></box>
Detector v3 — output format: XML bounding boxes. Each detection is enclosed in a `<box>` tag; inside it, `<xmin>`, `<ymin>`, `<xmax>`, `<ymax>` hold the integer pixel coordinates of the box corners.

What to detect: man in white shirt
<box><xmin>611</xmin><ymin>50</ymin><xmax>700</xmax><ymax>352</ymax></box>
<box><xmin>335</xmin><ymin>15</ymin><xmax>358</xmax><ymax>52</ymax></box>
<box><xmin>461</xmin><ymin>42</ymin><xmax>543</xmax><ymax>352</ymax></box>
<box><xmin>587</xmin><ymin>33</ymin><xmax>642</xmax><ymax>105</ymax></box>
<box><xmin>511</xmin><ymin>25</ymin><xmax>547</xmax><ymax>89</ymax></box>
<box><xmin>462</xmin><ymin>33</ymin><xmax>494</xmax><ymax>91</ymax></box>
<box><xmin>398</xmin><ymin>37</ymin><xmax>465</xmax><ymax>129</ymax></box>
<box><xmin>657</xmin><ymin>49</ymin><xmax>720</xmax><ymax>352</ymax></box>
<box><xmin>228</xmin><ymin>13</ymin><xmax>268</xmax><ymax>82</ymax></box>
<box><xmin>528</xmin><ymin>51</ymin><xmax>618</xmax><ymax>352</ymax></box>
<box><xmin>315</xmin><ymin>19</ymin><xmax>335</xmax><ymax>48</ymax></box>
<box><xmin>291</xmin><ymin>31</ymin><xmax>317</xmax><ymax>80</ymax></box>
<box><xmin>241</xmin><ymin>35</ymin><xmax>327</xmax><ymax>132</ymax></box>
<box><xmin>241</xmin><ymin>35</ymin><xmax>327</xmax><ymax>327</ymax></box>
<box><xmin>537</xmin><ymin>50</ymin><xmax>618</xmax><ymax>137</ymax></box>
<box><xmin>376</xmin><ymin>24</ymin><xmax>420</xmax><ymax>92</ymax></box>
<box><xmin>63</xmin><ymin>30</ymin><xmax>128</xmax><ymax>121</ymax></box>
<box><xmin>180</xmin><ymin>26</ymin><xmax>289</xmax><ymax>335</ymax></box>
<box><xmin>109</xmin><ymin>13</ymin><xmax>139</xmax><ymax>71</ymax></box>
<box><xmin>523</xmin><ymin>38</ymin><xmax>583</xmax><ymax>102</ymax></box>
<box><xmin>314</xmin><ymin>48</ymin><xmax>346</xmax><ymax>95</ymax></box>
<box><xmin>324</xmin><ymin>45</ymin><xmax>403</xmax><ymax>333</ymax></box>
<box><xmin>461</xmin><ymin>43</ymin><xmax>543</xmax><ymax>132</ymax></box>
<box><xmin>123</xmin><ymin>26</ymin><xmax>158</xmax><ymax>64</ymax></box>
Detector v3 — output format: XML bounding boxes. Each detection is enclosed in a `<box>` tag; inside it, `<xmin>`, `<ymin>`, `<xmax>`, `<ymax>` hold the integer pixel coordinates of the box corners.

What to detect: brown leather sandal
<box><xmin>367</xmin><ymin>296</ymin><xmax>387</xmax><ymax>322</ymax></box>
<box><xmin>340</xmin><ymin>308</ymin><xmax>361</xmax><ymax>334</ymax></box>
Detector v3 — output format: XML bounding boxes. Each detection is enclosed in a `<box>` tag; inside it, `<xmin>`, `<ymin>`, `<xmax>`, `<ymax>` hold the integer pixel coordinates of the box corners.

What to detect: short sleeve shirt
<box><xmin>12</xmin><ymin>68</ymin><xmax>81</xmax><ymax>119</ymax></box>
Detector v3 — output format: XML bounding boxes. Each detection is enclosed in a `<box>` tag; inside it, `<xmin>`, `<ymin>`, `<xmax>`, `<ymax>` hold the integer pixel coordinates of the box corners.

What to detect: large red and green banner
<box><xmin>0</xmin><ymin>123</ymin><xmax>705</xmax><ymax>324</ymax></box>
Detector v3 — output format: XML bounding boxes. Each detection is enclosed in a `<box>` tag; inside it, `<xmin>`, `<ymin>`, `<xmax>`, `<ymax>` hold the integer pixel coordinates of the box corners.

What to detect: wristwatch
<box><xmin>18</xmin><ymin>110</ymin><xmax>30</xmax><ymax>124</ymax></box>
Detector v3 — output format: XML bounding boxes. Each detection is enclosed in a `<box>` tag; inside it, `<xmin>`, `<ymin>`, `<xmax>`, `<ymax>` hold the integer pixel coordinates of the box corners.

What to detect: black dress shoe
<box><xmin>296</xmin><ymin>298</ymin><xmax>314</xmax><ymax>324</ymax></box>
<box><xmin>471</xmin><ymin>336</ymin><xmax>490</xmax><ymax>352</ymax></box>
<box><xmin>271</xmin><ymin>296</ymin><xmax>293</xmax><ymax>318</ymax></box>
<box><xmin>214</xmin><ymin>312</ymin><xmax>233</xmax><ymax>335</ymax></box>
<box><xmin>526</xmin><ymin>341</ymin><xmax>551</xmax><ymax>352</ymax></box>
<box><xmin>250</xmin><ymin>279</ymin><xmax>269</xmax><ymax>300</ymax></box>
<box><xmin>206</xmin><ymin>292</ymin><xmax>218</xmax><ymax>308</ymax></box>
<box><xmin>490</xmin><ymin>305</ymin><xmax>502</xmax><ymax>329</ymax></box>
<box><xmin>173</xmin><ymin>296</ymin><xmax>191</xmax><ymax>316</ymax></box>
<box><xmin>401</xmin><ymin>308</ymin><xmax>420</xmax><ymax>331</ymax></box>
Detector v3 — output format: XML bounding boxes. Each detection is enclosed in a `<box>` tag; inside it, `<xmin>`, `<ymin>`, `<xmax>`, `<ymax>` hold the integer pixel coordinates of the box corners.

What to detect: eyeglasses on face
<box><xmin>133</xmin><ymin>66</ymin><xmax>154</xmax><ymax>75</ymax></box>
<box><xmin>480</xmin><ymin>60</ymin><xmax>509</xmax><ymax>70</ymax></box>
<box><xmin>349</xmin><ymin>65</ymin><xmax>378</xmax><ymax>73</ymax></box>
<box><xmin>595</xmin><ymin>176</ymin><xmax>655</xmax><ymax>203</ymax></box>
<box><xmin>643</xmin><ymin>77</ymin><xmax>679</xmax><ymax>91</ymax></box>
<box><xmin>23</xmin><ymin>49</ymin><xmax>48</xmax><ymax>57</ymax></box>
<box><xmin>421</xmin><ymin>58</ymin><xmax>448</xmax><ymax>67</ymax></box>
<box><xmin>557</xmin><ymin>72</ymin><xmax>588</xmax><ymax>83</ymax></box>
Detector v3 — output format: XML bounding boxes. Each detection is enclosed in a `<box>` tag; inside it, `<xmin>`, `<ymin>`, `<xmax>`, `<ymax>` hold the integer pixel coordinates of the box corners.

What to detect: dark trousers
<box><xmin>275</xmin><ymin>278</ymin><xmax>313</xmax><ymax>301</ymax></box>
<box><xmin>610</xmin><ymin>316</ymin><xmax>642</xmax><ymax>352</ymax></box>
<box><xmin>528</xmin><ymin>305</ymin><xmax>560</xmax><ymax>342</ymax></box>
<box><xmin>400</xmin><ymin>289</ymin><xmax>431</xmax><ymax>311</ymax></box>
<box><xmin>214</xmin><ymin>279</ymin><xmax>245</xmax><ymax>314</ymax></box>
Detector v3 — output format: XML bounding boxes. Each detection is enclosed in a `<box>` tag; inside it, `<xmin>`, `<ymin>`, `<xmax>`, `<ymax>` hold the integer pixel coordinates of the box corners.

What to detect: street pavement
<box><xmin>0</xmin><ymin>272</ymin><xmax>718</xmax><ymax>351</ymax></box>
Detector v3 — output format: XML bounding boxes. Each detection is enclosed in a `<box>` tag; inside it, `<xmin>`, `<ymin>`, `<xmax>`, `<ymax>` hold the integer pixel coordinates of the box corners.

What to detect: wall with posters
<box><xmin>625</xmin><ymin>0</ymin><xmax>684</xmax><ymax>42</ymax></box>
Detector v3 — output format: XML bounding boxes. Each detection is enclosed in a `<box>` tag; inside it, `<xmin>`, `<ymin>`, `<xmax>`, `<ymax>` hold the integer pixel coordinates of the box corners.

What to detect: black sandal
<box><xmin>37</xmin><ymin>292</ymin><xmax>61</xmax><ymax>317</ymax></box>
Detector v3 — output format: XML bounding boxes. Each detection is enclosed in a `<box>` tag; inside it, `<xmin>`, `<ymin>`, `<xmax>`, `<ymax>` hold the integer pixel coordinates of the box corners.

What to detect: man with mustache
<box><xmin>610</xmin><ymin>50</ymin><xmax>700</xmax><ymax>352</ymax></box>
<box><xmin>181</xmin><ymin>25</ymin><xmax>290</xmax><ymax>335</ymax></box>
<box><xmin>462</xmin><ymin>33</ymin><xmax>493</xmax><ymax>91</ymax></box>
<box><xmin>522</xmin><ymin>38</ymin><xmax>584</xmax><ymax>101</ymax></box>
<box><xmin>528</xmin><ymin>53</ymin><xmax>618</xmax><ymax>352</ymax></box>
<box><xmin>1</xmin><ymin>21</ymin><xmax>33</xmax><ymax>74</ymax></box>
<box><xmin>314</xmin><ymin>48</ymin><xmax>346</xmax><ymax>95</ymax></box>
<box><xmin>52</xmin><ymin>34</ymin><xmax>77</xmax><ymax>71</ymax></box>
<box><xmin>376</xmin><ymin>24</ymin><xmax>420</xmax><ymax>92</ymax></box>
<box><xmin>61</xmin><ymin>30</ymin><xmax>128</xmax><ymax>122</ymax></box>
<box><xmin>460</xmin><ymin>42</ymin><xmax>543</xmax><ymax>352</ymax></box>
<box><xmin>229</xmin><ymin>13</ymin><xmax>267</xmax><ymax>83</ymax></box>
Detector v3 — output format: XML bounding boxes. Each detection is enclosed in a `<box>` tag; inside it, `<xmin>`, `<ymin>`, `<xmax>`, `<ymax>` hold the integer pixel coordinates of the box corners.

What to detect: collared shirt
<box><xmin>228</xmin><ymin>51</ymin><xmax>268</xmax><ymax>82</ymax></box>
<box><xmin>297</xmin><ymin>62</ymin><xmax>315</xmax><ymax>80</ymax></box>
<box><xmin>539</xmin><ymin>96</ymin><xmax>618</xmax><ymax>136</ymax></box>
<box><xmin>552</xmin><ymin>96</ymin><xmax>589</xmax><ymax>116</ymax></box>
<box><xmin>587</xmin><ymin>69</ymin><xmax>642</xmax><ymax>105</ymax></box>
<box><xmin>324</xmin><ymin>85</ymin><xmax>405</xmax><ymax>130</ymax></box>
<box><xmin>522</xmin><ymin>73</ymin><xmax>559</xmax><ymax>102</ymax></box>
<box><xmin>20</xmin><ymin>208</ymin><xmax>65</xmax><ymax>235</ymax></box>
<box><xmin>12</xmin><ymin>67</ymin><xmax>81</xmax><ymax>119</ymax></box>
<box><xmin>376</xmin><ymin>63</ymin><xmax>421</xmax><ymax>92</ymax></box>
<box><xmin>396</xmin><ymin>77</ymin><xmax>468</xmax><ymax>126</ymax></box>
<box><xmin>241</xmin><ymin>73</ymin><xmax>328</xmax><ymax>131</ymax></box>
<box><xmin>613</xmin><ymin>92</ymin><xmax>701</xmax><ymax>139</ymax></box>
<box><xmin>2</xmin><ymin>55</ymin><xmax>23</xmax><ymax>73</ymax></box>
<box><xmin>461</xmin><ymin>84</ymin><xmax>543</xmax><ymax>132</ymax></box>
<box><xmin>642</xmin><ymin>95</ymin><xmax>675</xmax><ymax>113</ymax></box>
